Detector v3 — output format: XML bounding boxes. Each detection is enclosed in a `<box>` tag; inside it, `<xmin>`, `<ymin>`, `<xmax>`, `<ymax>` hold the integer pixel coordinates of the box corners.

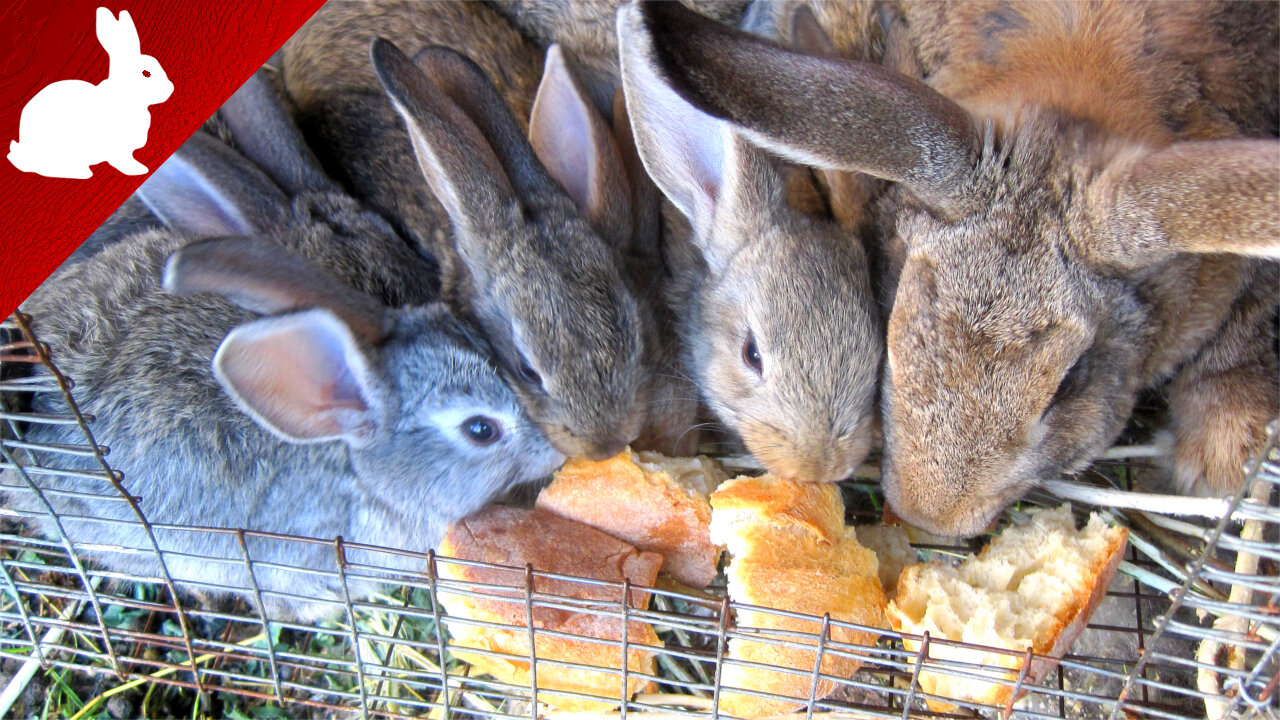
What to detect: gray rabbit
<box><xmin>3</xmin><ymin>72</ymin><xmax>563</xmax><ymax>621</ymax></box>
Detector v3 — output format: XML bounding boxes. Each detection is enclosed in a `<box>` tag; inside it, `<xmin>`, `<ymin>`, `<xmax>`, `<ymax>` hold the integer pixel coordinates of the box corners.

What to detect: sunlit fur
<box><xmin>636</xmin><ymin>0</ymin><xmax>1278</xmax><ymax>536</ymax></box>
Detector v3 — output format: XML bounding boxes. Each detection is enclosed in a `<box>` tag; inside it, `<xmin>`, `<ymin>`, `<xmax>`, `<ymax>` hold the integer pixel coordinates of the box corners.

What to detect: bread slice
<box><xmin>885</xmin><ymin>504</ymin><xmax>1128</xmax><ymax>712</ymax></box>
<box><xmin>435</xmin><ymin>506</ymin><xmax>664</xmax><ymax>712</ymax></box>
<box><xmin>709</xmin><ymin>476</ymin><xmax>887</xmax><ymax>718</ymax></box>
<box><xmin>536</xmin><ymin>447</ymin><xmax>727</xmax><ymax>587</ymax></box>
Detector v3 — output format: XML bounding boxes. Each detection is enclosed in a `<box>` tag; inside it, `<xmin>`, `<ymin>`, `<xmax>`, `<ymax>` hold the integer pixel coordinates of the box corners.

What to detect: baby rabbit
<box><xmin>281</xmin><ymin>2</ymin><xmax>673</xmax><ymax>459</ymax></box>
<box><xmin>9</xmin><ymin>8</ymin><xmax>172</xmax><ymax>178</ymax></box>
<box><xmin>4</xmin><ymin>72</ymin><xmax>563</xmax><ymax>621</ymax></box>
<box><xmin>628</xmin><ymin>0</ymin><xmax>1279</xmax><ymax>536</ymax></box>
<box><xmin>617</xmin><ymin>4</ymin><xmax>884</xmax><ymax>482</ymax></box>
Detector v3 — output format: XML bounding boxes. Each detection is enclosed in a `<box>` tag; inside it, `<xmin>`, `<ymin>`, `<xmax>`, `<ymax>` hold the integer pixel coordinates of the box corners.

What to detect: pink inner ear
<box><xmin>215</xmin><ymin>311</ymin><xmax>375</xmax><ymax>444</ymax></box>
<box><xmin>530</xmin><ymin>50</ymin><xmax>600</xmax><ymax>215</ymax></box>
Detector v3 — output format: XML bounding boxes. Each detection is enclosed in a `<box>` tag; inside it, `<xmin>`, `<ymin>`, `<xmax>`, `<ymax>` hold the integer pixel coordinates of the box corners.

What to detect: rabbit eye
<box><xmin>1048</xmin><ymin>353</ymin><xmax>1090</xmax><ymax>413</ymax></box>
<box><xmin>517</xmin><ymin>358</ymin><xmax>542</xmax><ymax>387</ymax></box>
<box><xmin>742</xmin><ymin>333</ymin><xmax>763</xmax><ymax>376</ymax></box>
<box><xmin>461</xmin><ymin>416</ymin><xmax>502</xmax><ymax>446</ymax></box>
<box><xmin>142</xmin><ymin>69</ymin><xmax>151</xmax><ymax>78</ymax></box>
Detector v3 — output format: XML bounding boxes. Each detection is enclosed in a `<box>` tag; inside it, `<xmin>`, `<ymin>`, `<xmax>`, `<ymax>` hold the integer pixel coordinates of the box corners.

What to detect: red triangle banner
<box><xmin>0</xmin><ymin>0</ymin><xmax>327</xmax><ymax>317</ymax></box>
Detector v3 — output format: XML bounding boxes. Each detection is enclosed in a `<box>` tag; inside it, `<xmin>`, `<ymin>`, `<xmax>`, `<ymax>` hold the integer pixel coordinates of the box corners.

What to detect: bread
<box><xmin>536</xmin><ymin>447</ymin><xmax>727</xmax><ymax>587</ymax></box>
<box><xmin>852</xmin><ymin>524</ymin><xmax>916</xmax><ymax>600</ymax></box>
<box><xmin>709</xmin><ymin>475</ymin><xmax>888</xmax><ymax>718</ymax></box>
<box><xmin>435</xmin><ymin>506</ymin><xmax>664</xmax><ymax>712</ymax></box>
<box><xmin>885</xmin><ymin>504</ymin><xmax>1129</xmax><ymax>712</ymax></box>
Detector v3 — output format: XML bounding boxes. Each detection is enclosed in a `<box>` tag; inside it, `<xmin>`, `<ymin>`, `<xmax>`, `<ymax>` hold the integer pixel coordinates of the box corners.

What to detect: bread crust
<box><xmin>536</xmin><ymin>448</ymin><xmax>726</xmax><ymax>586</ymax></box>
<box><xmin>436</xmin><ymin>506</ymin><xmax>664</xmax><ymax>712</ymax></box>
<box><xmin>710</xmin><ymin>476</ymin><xmax>888</xmax><ymax>717</ymax></box>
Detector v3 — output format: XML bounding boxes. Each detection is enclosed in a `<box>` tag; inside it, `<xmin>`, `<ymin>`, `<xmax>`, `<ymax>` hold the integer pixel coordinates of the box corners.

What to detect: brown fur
<box><xmin>634</xmin><ymin>0</ymin><xmax>1278</xmax><ymax>535</ymax></box>
<box><xmin>283</xmin><ymin>2</ymin><xmax>541</xmax><ymax>258</ymax></box>
<box><xmin>489</xmin><ymin>0</ymin><xmax>751</xmax><ymax>114</ymax></box>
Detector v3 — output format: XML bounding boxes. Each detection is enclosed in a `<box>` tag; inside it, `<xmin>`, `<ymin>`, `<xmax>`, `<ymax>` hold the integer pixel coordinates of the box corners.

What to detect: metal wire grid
<box><xmin>1</xmin><ymin>309</ymin><xmax>1277</xmax><ymax>719</ymax></box>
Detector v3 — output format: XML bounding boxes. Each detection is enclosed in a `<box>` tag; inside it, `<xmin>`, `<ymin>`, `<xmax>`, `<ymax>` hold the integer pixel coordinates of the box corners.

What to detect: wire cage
<box><xmin>1</xmin><ymin>308</ymin><xmax>1277</xmax><ymax>719</ymax></box>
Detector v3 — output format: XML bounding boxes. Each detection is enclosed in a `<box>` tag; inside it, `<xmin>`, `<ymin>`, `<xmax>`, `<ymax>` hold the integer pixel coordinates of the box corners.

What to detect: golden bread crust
<box><xmin>536</xmin><ymin>448</ymin><xmax>726</xmax><ymax>587</ymax></box>
<box><xmin>710</xmin><ymin>476</ymin><xmax>888</xmax><ymax>717</ymax></box>
<box><xmin>436</xmin><ymin>506</ymin><xmax>663</xmax><ymax>712</ymax></box>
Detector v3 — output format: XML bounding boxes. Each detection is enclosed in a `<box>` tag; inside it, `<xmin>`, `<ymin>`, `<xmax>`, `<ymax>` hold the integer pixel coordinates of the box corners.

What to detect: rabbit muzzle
<box><xmin>738</xmin><ymin>417</ymin><xmax>874</xmax><ymax>483</ymax></box>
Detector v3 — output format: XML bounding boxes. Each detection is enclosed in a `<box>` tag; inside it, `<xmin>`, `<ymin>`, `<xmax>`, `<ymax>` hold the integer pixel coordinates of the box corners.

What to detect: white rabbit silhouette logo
<box><xmin>8</xmin><ymin>7</ymin><xmax>173</xmax><ymax>179</ymax></box>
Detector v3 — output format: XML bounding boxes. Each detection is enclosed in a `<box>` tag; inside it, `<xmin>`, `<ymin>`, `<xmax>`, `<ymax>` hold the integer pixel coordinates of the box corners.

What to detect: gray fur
<box><xmin>619</xmin><ymin>4</ymin><xmax>884</xmax><ymax>482</ymax></box>
<box><xmin>4</xmin><ymin>72</ymin><xmax>562</xmax><ymax>621</ymax></box>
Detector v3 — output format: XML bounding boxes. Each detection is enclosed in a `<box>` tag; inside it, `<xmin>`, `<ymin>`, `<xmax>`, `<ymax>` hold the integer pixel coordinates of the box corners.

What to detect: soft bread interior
<box><xmin>886</xmin><ymin>504</ymin><xmax>1129</xmax><ymax>711</ymax></box>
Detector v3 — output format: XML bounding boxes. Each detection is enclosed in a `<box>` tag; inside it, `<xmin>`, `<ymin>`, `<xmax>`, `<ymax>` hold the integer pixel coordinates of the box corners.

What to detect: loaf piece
<box><xmin>886</xmin><ymin>504</ymin><xmax>1129</xmax><ymax>712</ymax></box>
<box><xmin>709</xmin><ymin>475</ymin><xmax>888</xmax><ymax>717</ymax></box>
<box><xmin>436</xmin><ymin>506</ymin><xmax>664</xmax><ymax>712</ymax></box>
<box><xmin>536</xmin><ymin>447</ymin><xmax>726</xmax><ymax>586</ymax></box>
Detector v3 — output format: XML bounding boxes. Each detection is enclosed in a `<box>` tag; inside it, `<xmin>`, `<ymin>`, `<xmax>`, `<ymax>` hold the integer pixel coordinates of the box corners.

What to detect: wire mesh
<box><xmin>2</xmin><ymin>309</ymin><xmax>1277</xmax><ymax>719</ymax></box>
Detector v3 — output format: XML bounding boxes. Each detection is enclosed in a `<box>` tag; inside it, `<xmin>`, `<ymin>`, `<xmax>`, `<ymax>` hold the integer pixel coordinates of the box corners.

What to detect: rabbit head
<box><xmin>370</xmin><ymin>39</ymin><xmax>649</xmax><ymax>461</ymax></box>
<box><xmin>160</xmin><ymin>236</ymin><xmax>563</xmax><ymax>529</ymax></box>
<box><xmin>627</xmin><ymin>0</ymin><xmax>1280</xmax><ymax>536</ymax></box>
<box><xmin>99</xmin><ymin>8</ymin><xmax>172</xmax><ymax>106</ymax></box>
<box><xmin>618</xmin><ymin>5</ymin><xmax>883</xmax><ymax>482</ymax></box>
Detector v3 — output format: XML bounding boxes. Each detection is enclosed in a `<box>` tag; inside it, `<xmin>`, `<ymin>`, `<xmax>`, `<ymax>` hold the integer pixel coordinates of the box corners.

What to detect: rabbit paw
<box><xmin>1169</xmin><ymin>367</ymin><xmax>1272</xmax><ymax>497</ymax></box>
<box><xmin>109</xmin><ymin>156</ymin><xmax>149</xmax><ymax>175</ymax></box>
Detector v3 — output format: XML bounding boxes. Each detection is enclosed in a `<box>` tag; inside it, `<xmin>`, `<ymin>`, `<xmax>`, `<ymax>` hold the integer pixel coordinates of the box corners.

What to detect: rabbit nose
<box><xmin>584</xmin><ymin>439</ymin><xmax>628</xmax><ymax>462</ymax></box>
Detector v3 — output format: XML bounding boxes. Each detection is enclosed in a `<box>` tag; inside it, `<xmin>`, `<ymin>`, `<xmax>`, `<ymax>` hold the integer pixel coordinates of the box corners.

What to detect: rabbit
<box><xmin>8</xmin><ymin>8</ymin><xmax>172</xmax><ymax>179</ymax></box>
<box><xmin>279</xmin><ymin>2</ymin><xmax>693</xmax><ymax>459</ymax></box>
<box><xmin>485</xmin><ymin>0</ymin><xmax>752</xmax><ymax>117</ymax></box>
<box><xmin>617</xmin><ymin>3</ymin><xmax>886</xmax><ymax>482</ymax></box>
<box><xmin>624</xmin><ymin>0</ymin><xmax>1279</xmax><ymax>536</ymax></box>
<box><xmin>2</xmin><ymin>71</ymin><xmax>564</xmax><ymax>622</ymax></box>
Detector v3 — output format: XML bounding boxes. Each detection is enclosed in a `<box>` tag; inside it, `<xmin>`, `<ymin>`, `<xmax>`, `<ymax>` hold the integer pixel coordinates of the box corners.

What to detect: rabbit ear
<box><xmin>136</xmin><ymin>132</ymin><xmax>290</xmax><ymax>238</ymax></box>
<box><xmin>163</xmin><ymin>237</ymin><xmax>393</xmax><ymax>343</ymax></box>
<box><xmin>619</xmin><ymin>3</ymin><xmax>779</xmax><ymax>269</ymax></box>
<box><xmin>787</xmin><ymin>6</ymin><xmax>877</xmax><ymax>233</ymax></box>
<box><xmin>370</xmin><ymin>39</ymin><xmax>520</xmax><ymax>248</ymax></box>
<box><xmin>530</xmin><ymin>45</ymin><xmax>634</xmax><ymax>247</ymax></box>
<box><xmin>409</xmin><ymin>45</ymin><xmax>561</xmax><ymax>209</ymax></box>
<box><xmin>218</xmin><ymin>70</ymin><xmax>338</xmax><ymax>196</ymax></box>
<box><xmin>633</xmin><ymin>0</ymin><xmax>979</xmax><ymax>215</ymax></box>
<box><xmin>214</xmin><ymin>309</ymin><xmax>382</xmax><ymax>447</ymax></box>
<box><xmin>1095</xmin><ymin>139</ymin><xmax>1280</xmax><ymax>265</ymax></box>
<box><xmin>618</xmin><ymin>5</ymin><xmax>725</xmax><ymax>235</ymax></box>
<box><xmin>97</xmin><ymin>8</ymin><xmax>140</xmax><ymax>58</ymax></box>
<box><xmin>611</xmin><ymin>88</ymin><xmax>662</xmax><ymax>258</ymax></box>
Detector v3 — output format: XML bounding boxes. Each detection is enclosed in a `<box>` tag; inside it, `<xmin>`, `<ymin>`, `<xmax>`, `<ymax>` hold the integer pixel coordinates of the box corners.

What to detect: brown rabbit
<box><xmin>630</xmin><ymin>0</ymin><xmax>1279</xmax><ymax>536</ymax></box>
<box><xmin>281</xmin><ymin>2</ymin><xmax>696</xmax><ymax>458</ymax></box>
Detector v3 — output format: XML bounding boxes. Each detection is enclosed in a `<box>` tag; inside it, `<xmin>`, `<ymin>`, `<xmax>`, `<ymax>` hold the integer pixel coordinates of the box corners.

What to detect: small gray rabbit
<box><xmin>4</xmin><ymin>72</ymin><xmax>563</xmax><ymax>621</ymax></box>
<box><xmin>281</xmin><ymin>2</ymin><xmax>666</xmax><ymax>460</ymax></box>
<box><xmin>617</xmin><ymin>4</ymin><xmax>885</xmax><ymax>482</ymax></box>
<box><xmin>628</xmin><ymin>0</ymin><xmax>1279</xmax><ymax>536</ymax></box>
